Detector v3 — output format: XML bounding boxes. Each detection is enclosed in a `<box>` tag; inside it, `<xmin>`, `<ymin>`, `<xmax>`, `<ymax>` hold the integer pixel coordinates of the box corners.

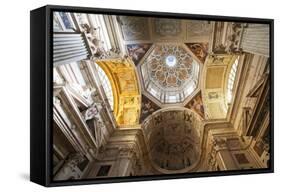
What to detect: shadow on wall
<box><xmin>19</xmin><ymin>173</ymin><xmax>29</xmax><ymax>181</ymax></box>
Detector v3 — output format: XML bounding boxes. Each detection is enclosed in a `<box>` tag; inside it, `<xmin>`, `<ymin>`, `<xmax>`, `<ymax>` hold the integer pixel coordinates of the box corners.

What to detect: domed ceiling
<box><xmin>117</xmin><ymin>16</ymin><xmax>212</xmax><ymax>120</ymax></box>
<box><xmin>142</xmin><ymin>108</ymin><xmax>202</xmax><ymax>172</ymax></box>
<box><xmin>117</xmin><ymin>16</ymin><xmax>210</xmax><ymax>105</ymax></box>
<box><xmin>141</xmin><ymin>44</ymin><xmax>200</xmax><ymax>103</ymax></box>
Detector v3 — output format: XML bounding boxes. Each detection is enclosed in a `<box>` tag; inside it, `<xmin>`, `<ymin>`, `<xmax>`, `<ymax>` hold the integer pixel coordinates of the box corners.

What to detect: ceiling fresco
<box><xmin>146</xmin><ymin>44</ymin><xmax>193</xmax><ymax>88</ymax></box>
<box><xmin>117</xmin><ymin>17</ymin><xmax>212</xmax><ymax>106</ymax></box>
<box><xmin>126</xmin><ymin>43</ymin><xmax>152</xmax><ymax>65</ymax></box>
<box><xmin>116</xmin><ymin>16</ymin><xmax>240</xmax><ymax>121</ymax></box>
<box><xmin>202</xmin><ymin>55</ymin><xmax>240</xmax><ymax>119</ymax></box>
<box><xmin>115</xmin><ymin>16</ymin><xmax>242</xmax><ymax>122</ymax></box>
<box><xmin>185</xmin><ymin>43</ymin><xmax>209</xmax><ymax>64</ymax></box>
<box><xmin>142</xmin><ymin>108</ymin><xmax>203</xmax><ymax>172</ymax></box>
<box><xmin>50</xmin><ymin>12</ymin><xmax>271</xmax><ymax>181</ymax></box>
<box><xmin>95</xmin><ymin>59</ymin><xmax>141</xmax><ymax>127</ymax></box>
<box><xmin>140</xmin><ymin>44</ymin><xmax>200</xmax><ymax>103</ymax></box>
<box><xmin>117</xmin><ymin>16</ymin><xmax>211</xmax><ymax>42</ymax></box>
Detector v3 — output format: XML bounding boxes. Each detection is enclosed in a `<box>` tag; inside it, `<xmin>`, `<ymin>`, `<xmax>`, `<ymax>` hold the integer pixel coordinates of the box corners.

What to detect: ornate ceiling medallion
<box><xmin>141</xmin><ymin>44</ymin><xmax>200</xmax><ymax>104</ymax></box>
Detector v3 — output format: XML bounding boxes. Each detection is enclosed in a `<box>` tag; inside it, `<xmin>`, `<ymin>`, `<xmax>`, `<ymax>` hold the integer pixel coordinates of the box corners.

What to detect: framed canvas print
<box><xmin>30</xmin><ymin>5</ymin><xmax>274</xmax><ymax>187</ymax></box>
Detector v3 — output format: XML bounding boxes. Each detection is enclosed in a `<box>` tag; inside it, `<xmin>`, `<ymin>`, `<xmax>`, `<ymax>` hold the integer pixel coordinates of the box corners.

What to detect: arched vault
<box><xmin>95</xmin><ymin>58</ymin><xmax>141</xmax><ymax>127</ymax></box>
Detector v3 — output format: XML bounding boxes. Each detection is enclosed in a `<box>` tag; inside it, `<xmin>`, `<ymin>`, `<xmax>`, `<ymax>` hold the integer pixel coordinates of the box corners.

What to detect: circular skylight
<box><xmin>165</xmin><ymin>55</ymin><xmax>177</xmax><ymax>67</ymax></box>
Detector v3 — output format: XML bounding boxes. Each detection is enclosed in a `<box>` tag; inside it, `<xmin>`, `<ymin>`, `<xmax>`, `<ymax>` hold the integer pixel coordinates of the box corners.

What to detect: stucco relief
<box><xmin>154</xmin><ymin>18</ymin><xmax>182</xmax><ymax>36</ymax></box>
<box><xmin>118</xmin><ymin>16</ymin><xmax>150</xmax><ymax>41</ymax></box>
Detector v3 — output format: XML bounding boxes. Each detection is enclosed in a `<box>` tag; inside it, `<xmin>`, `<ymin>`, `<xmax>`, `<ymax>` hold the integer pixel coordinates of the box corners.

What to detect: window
<box><xmin>149</xmin><ymin>87</ymin><xmax>158</xmax><ymax>97</ymax></box>
<box><xmin>58</xmin><ymin>12</ymin><xmax>74</xmax><ymax>30</ymax></box>
<box><xmin>95</xmin><ymin>63</ymin><xmax>114</xmax><ymax>110</ymax></box>
<box><xmin>226</xmin><ymin>57</ymin><xmax>239</xmax><ymax>103</ymax></box>
<box><xmin>166</xmin><ymin>95</ymin><xmax>177</xmax><ymax>103</ymax></box>
<box><xmin>53</xmin><ymin>12</ymin><xmax>76</xmax><ymax>32</ymax></box>
<box><xmin>53</xmin><ymin>13</ymin><xmax>63</xmax><ymax>32</ymax></box>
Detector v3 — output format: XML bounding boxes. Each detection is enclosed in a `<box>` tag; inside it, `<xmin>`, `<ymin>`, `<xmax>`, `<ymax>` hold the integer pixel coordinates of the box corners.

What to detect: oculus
<box><xmin>165</xmin><ymin>55</ymin><xmax>177</xmax><ymax>67</ymax></box>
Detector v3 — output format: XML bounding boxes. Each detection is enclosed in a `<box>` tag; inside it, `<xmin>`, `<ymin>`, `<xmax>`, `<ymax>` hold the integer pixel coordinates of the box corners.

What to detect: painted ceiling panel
<box><xmin>185</xmin><ymin>43</ymin><xmax>209</xmax><ymax>64</ymax></box>
<box><xmin>95</xmin><ymin>59</ymin><xmax>141</xmax><ymax>127</ymax></box>
<box><xmin>126</xmin><ymin>43</ymin><xmax>152</xmax><ymax>65</ymax></box>
<box><xmin>205</xmin><ymin>67</ymin><xmax>225</xmax><ymax>89</ymax></box>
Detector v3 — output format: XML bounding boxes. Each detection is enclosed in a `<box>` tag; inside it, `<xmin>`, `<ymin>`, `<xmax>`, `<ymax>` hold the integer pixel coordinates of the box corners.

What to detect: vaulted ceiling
<box><xmin>108</xmin><ymin>16</ymin><xmax>242</xmax><ymax>124</ymax></box>
<box><xmin>142</xmin><ymin>108</ymin><xmax>203</xmax><ymax>173</ymax></box>
<box><xmin>117</xmin><ymin>16</ymin><xmax>208</xmax><ymax>120</ymax></box>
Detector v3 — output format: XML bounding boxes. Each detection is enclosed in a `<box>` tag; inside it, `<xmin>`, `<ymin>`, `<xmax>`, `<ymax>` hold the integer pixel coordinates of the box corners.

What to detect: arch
<box><xmin>142</xmin><ymin>107</ymin><xmax>203</xmax><ymax>174</ymax></box>
<box><xmin>202</xmin><ymin>54</ymin><xmax>240</xmax><ymax>119</ymax></box>
<box><xmin>95</xmin><ymin>58</ymin><xmax>141</xmax><ymax>126</ymax></box>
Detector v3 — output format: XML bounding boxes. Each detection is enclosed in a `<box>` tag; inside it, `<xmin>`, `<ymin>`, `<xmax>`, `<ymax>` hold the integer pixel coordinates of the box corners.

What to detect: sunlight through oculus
<box><xmin>165</xmin><ymin>55</ymin><xmax>177</xmax><ymax>67</ymax></box>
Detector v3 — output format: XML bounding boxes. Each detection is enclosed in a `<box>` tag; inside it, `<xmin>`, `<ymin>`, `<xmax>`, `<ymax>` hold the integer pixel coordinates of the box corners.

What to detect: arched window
<box><xmin>226</xmin><ymin>57</ymin><xmax>239</xmax><ymax>103</ymax></box>
<box><xmin>95</xmin><ymin>63</ymin><xmax>114</xmax><ymax>110</ymax></box>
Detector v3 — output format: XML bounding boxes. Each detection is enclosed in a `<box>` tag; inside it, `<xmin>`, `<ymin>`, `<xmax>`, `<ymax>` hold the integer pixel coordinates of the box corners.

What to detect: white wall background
<box><xmin>0</xmin><ymin>0</ymin><xmax>279</xmax><ymax>191</ymax></box>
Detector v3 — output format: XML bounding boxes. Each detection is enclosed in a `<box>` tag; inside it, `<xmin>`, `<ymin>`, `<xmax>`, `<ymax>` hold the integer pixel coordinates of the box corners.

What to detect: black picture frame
<box><xmin>30</xmin><ymin>4</ymin><xmax>274</xmax><ymax>187</ymax></box>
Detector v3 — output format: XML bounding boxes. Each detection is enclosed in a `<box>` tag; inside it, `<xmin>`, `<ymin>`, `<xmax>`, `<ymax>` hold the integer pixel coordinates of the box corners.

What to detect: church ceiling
<box><xmin>117</xmin><ymin>16</ymin><xmax>212</xmax><ymax>106</ymax></box>
<box><xmin>202</xmin><ymin>54</ymin><xmax>239</xmax><ymax>119</ymax></box>
<box><xmin>145</xmin><ymin>44</ymin><xmax>193</xmax><ymax>88</ymax></box>
<box><xmin>115</xmin><ymin>16</ymin><xmax>241</xmax><ymax>122</ymax></box>
<box><xmin>140</xmin><ymin>43</ymin><xmax>200</xmax><ymax>104</ymax></box>
<box><xmin>51</xmin><ymin>12</ymin><xmax>271</xmax><ymax>180</ymax></box>
<box><xmin>142</xmin><ymin>108</ymin><xmax>203</xmax><ymax>172</ymax></box>
<box><xmin>117</xmin><ymin>16</ymin><xmax>211</xmax><ymax>43</ymax></box>
<box><xmin>95</xmin><ymin>59</ymin><xmax>141</xmax><ymax>127</ymax></box>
